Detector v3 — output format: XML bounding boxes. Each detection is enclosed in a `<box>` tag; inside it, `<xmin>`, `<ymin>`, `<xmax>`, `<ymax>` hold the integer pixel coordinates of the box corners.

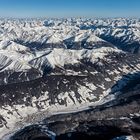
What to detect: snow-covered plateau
<box><xmin>0</xmin><ymin>18</ymin><xmax>140</xmax><ymax>140</ymax></box>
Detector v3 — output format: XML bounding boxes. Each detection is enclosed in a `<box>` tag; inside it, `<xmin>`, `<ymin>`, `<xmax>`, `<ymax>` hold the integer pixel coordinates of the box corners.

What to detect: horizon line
<box><xmin>0</xmin><ymin>16</ymin><xmax>140</xmax><ymax>19</ymax></box>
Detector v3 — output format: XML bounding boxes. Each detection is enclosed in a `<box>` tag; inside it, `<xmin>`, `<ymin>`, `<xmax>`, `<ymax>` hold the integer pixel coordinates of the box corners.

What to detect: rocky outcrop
<box><xmin>0</xmin><ymin>18</ymin><xmax>140</xmax><ymax>140</ymax></box>
<box><xmin>11</xmin><ymin>72</ymin><xmax>140</xmax><ymax>140</ymax></box>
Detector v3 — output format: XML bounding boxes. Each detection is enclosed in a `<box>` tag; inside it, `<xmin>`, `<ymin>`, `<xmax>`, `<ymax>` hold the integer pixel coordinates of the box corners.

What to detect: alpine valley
<box><xmin>0</xmin><ymin>18</ymin><xmax>140</xmax><ymax>140</ymax></box>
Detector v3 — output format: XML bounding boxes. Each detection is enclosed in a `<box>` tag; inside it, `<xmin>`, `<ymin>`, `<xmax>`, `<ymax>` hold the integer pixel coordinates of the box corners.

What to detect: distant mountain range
<box><xmin>0</xmin><ymin>18</ymin><xmax>140</xmax><ymax>140</ymax></box>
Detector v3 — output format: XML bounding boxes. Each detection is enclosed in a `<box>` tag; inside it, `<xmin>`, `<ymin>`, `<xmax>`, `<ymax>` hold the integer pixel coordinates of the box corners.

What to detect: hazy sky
<box><xmin>0</xmin><ymin>0</ymin><xmax>140</xmax><ymax>18</ymax></box>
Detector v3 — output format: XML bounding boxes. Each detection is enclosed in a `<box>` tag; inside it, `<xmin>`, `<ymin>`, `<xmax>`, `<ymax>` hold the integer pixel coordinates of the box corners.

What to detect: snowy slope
<box><xmin>0</xmin><ymin>18</ymin><xmax>140</xmax><ymax>52</ymax></box>
<box><xmin>0</xmin><ymin>18</ymin><xmax>140</xmax><ymax>140</ymax></box>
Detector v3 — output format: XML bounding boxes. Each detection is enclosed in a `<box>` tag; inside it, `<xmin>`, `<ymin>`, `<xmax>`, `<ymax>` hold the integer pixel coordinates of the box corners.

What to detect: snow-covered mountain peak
<box><xmin>0</xmin><ymin>40</ymin><xmax>29</xmax><ymax>52</ymax></box>
<box><xmin>0</xmin><ymin>18</ymin><xmax>140</xmax><ymax>140</ymax></box>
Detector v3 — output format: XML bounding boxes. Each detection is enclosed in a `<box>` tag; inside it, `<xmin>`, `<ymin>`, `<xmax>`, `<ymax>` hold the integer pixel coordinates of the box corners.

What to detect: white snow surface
<box><xmin>0</xmin><ymin>17</ymin><xmax>140</xmax><ymax>73</ymax></box>
<box><xmin>0</xmin><ymin>18</ymin><xmax>140</xmax><ymax>139</ymax></box>
<box><xmin>0</xmin><ymin>39</ymin><xmax>121</xmax><ymax>73</ymax></box>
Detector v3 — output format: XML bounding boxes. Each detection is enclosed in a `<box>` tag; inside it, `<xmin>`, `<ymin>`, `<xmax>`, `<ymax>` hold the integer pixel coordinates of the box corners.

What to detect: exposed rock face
<box><xmin>0</xmin><ymin>18</ymin><xmax>140</xmax><ymax>140</ymax></box>
<box><xmin>10</xmin><ymin>71</ymin><xmax>140</xmax><ymax>140</ymax></box>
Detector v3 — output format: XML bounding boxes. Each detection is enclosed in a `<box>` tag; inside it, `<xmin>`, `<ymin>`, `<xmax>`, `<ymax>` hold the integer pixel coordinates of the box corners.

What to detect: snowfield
<box><xmin>0</xmin><ymin>18</ymin><xmax>140</xmax><ymax>140</ymax></box>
